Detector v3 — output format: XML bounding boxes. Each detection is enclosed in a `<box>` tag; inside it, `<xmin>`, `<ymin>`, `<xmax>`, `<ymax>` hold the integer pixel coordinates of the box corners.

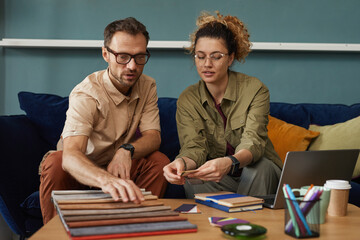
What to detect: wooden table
<box><xmin>30</xmin><ymin>199</ymin><xmax>360</xmax><ymax>240</ymax></box>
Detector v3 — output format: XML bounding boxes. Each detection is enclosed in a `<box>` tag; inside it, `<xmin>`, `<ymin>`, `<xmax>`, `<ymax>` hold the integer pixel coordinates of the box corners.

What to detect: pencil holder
<box><xmin>284</xmin><ymin>197</ymin><xmax>320</xmax><ymax>238</ymax></box>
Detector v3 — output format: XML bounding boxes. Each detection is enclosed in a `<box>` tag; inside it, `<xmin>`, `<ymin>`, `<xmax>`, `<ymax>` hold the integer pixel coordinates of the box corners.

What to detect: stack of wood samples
<box><xmin>51</xmin><ymin>190</ymin><xmax>197</xmax><ymax>239</ymax></box>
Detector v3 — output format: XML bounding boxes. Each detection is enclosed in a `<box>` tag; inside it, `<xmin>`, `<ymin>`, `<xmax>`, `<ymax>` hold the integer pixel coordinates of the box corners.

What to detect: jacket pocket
<box><xmin>228</xmin><ymin>115</ymin><xmax>246</xmax><ymax>145</ymax></box>
<box><xmin>230</xmin><ymin>115</ymin><xmax>246</xmax><ymax>131</ymax></box>
<box><xmin>193</xmin><ymin>118</ymin><xmax>216</xmax><ymax>153</ymax></box>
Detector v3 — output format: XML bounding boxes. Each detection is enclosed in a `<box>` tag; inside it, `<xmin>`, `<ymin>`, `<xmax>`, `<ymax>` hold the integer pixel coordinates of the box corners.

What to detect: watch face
<box><xmin>120</xmin><ymin>144</ymin><xmax>134</xmax><ymax>156</ymax></box>
<box><xmin>123</xmin><ymin>144</ymin><xmax>133</xmax><ymax>150</ymax></box>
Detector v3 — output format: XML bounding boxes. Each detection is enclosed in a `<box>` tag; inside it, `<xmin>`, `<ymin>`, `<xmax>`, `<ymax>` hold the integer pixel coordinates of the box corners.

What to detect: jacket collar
<box><xmin>199</xmin><ymin>70</ymin><xmax>237</xmax><ymax>106</ymax></box>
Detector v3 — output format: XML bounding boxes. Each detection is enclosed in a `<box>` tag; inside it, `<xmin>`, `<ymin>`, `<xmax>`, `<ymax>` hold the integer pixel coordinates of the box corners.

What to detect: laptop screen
<box><xmin>261</xmin><ymin>149</ymin><xmax>359</xmax><ymax>209</ymax></box>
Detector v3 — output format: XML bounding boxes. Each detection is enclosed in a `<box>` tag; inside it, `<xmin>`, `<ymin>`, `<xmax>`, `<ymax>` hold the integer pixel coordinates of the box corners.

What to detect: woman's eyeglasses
<box><xmin>194</xmin><ymin>52</ymin><xmax>228</xmax><ymax>63</ymax></box>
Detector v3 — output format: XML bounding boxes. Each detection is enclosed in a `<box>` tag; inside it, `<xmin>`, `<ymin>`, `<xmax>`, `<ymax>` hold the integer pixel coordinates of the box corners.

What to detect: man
<box><xmin>39</xmin><ymin>17</ymin><xmax>169</xmax><ymax>224</ymax></box>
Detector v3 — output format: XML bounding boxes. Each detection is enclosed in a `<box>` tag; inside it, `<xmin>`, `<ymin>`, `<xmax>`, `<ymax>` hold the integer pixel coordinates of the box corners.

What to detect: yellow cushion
<box><xmin>308</xmin><ymin>116</ymin><xmax>360</xmax><ymax>178</ymax></box>
<box><xmin>267</xmin><ymin>115</ymin><xmax>320</xmax><ymax>163</ymax></box>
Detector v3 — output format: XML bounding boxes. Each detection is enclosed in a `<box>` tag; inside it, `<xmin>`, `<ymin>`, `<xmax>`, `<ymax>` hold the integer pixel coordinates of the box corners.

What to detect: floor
<box><xmin>0</xmin><ymin>214</ymin><xmax>19</xmax><ymax>240</ymax></box>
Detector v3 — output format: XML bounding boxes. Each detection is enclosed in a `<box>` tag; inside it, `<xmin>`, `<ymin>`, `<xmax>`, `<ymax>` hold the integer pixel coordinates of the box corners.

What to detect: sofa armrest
<box><xmin>0</xmin><ymin>115</ymin><xmax>51</xmax><ymax>235</ymax></box>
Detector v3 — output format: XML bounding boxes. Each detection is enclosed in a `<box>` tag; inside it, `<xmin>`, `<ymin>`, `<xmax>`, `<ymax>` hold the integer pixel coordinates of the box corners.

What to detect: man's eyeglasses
<box><xmin>106</xmin><ymin>47</ymin><xmax>150</xmax><ymax>65</ymax></box>
<box><xmin>194</xmin><ymin>52</ymin><xmax>228</xmax><ymax>63</ymax></box>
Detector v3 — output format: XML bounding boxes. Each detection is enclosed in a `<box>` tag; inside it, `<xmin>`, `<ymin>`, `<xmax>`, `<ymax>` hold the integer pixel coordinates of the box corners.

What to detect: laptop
<box><xmin>259</xmin><ymin>149</ymin><xmax>359</xmax><ymax>209</ymax></box>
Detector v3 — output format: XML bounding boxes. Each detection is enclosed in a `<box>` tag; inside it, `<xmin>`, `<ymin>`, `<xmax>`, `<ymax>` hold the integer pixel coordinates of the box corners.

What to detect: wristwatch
<box><xmin>227</xmin><ymin>155</ymin><xmax>241</xmax><ymax>177</ymax></box>
<box><xmin>119</xmin><ymin>143</ymin><xmax>135</xmax><ymax>157</ymax></box>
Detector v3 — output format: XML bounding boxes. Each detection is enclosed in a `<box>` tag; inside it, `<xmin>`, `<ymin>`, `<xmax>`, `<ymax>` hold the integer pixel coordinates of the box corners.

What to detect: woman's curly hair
<box><xmin>188</xmin><ymin>11</ymin><xmax>251</xmax><ymax>63</ymax></box>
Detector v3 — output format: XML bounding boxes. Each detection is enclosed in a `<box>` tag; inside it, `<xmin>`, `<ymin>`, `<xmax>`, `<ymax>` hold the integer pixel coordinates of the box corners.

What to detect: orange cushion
<box><xmin>267</xmin><ymin>115</ymin><xmax>320</xmax><ymax>163</ymax></box>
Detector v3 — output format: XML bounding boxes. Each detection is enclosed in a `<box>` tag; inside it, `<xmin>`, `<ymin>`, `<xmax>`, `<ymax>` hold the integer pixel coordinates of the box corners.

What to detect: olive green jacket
<box><xmin>176</xmin><ymin>71</ymin><xmax>282</xmax><ymax>169</ymax></box>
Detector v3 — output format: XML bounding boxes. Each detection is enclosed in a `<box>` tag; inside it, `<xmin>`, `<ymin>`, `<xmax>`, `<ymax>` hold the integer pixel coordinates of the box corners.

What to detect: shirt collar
<box><xmin>103</xmin><ymin>68</ymin><xmax>140</xmax><ymax>105</ymax></box>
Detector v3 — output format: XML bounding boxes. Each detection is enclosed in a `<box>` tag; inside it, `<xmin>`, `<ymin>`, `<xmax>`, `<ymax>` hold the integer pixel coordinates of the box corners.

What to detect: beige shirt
<box><xmin>61</xmin><ymin>69</ymin><xmax>160</xmax><ymax>167</ymax></box>
<box><xmin>176</xmin><ymin>71</ymin><xmax>282</xmax><ymax>169</ymax></box>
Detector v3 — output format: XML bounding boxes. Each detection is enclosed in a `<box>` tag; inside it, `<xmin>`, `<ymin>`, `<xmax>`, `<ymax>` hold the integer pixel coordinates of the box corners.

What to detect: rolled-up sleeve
<box><xmin>62</xmin><ymin>93</ymin><xmax>98</xmax><ymax>139</ymax></box>
<box><xmin>138</xmin><ymin>81</ymin><xmax>161</xmax><ymax>133</ymax></box>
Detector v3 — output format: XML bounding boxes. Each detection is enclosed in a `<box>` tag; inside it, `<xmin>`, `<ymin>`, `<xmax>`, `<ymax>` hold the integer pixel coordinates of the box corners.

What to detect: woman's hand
<box><xmin>163</xmin><ymin>158</ymin><xmax>186</xmax><ymax>185</ymax></box>
<box><xmin>186</xmin><ymin>157</ymin><xmax>233</xmax><ymax>182</ymax></box>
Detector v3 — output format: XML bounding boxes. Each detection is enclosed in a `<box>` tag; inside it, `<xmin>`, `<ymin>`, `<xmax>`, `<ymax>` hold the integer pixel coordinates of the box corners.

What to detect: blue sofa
<box><xmin>1</xmin><ymin>91</ymin><xmax>359</xmax><ymax>238</ymax></box>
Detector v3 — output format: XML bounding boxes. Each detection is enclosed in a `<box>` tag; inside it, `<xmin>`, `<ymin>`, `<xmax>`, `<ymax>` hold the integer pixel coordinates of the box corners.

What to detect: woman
<box><xmin>163</xmin><ymin>12</ymin><xmax>282</xmax><ymax>198</ymax></box>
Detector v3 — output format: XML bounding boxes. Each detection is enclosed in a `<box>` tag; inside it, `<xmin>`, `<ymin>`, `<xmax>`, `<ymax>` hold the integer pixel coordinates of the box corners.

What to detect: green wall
<box><xmin>1</xmin><ymin>0</ymin><xmax>360</xmax><ymax>115</ymax></box>
<box><xmin>0</xmin><ymin>0</ymin><xmax>4</xmax><ymax>114</ymax></box>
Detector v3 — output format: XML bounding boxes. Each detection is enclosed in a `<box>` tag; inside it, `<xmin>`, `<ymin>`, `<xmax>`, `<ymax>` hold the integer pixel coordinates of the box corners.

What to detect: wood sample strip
<box><xmin>67</xmin><ymin>215</ymin><xmax>188</xmax><ymax>228</ymax></box>
<box><xmin>56</xmin><ymin>194</ymin><xmax>158</xmax><ymax>204</ymax></box>
<box><xmin>58</xmin><ymin>200</ymin><xmax>163</xmax><ymax>210</ymax></box>
<box><xmin>61</xmin><ymin>206</ymin><xmax>171</xmax><ymax>216</ymax></box>
<box><xmin>64</xmin><ymin>210</ymin><xmax>179</xmax><ymax>222</ymax></box>
<box><xmin>69</xmin><ymin>220</ymin><xmax>197</xmax><ymax>237</ymax></box>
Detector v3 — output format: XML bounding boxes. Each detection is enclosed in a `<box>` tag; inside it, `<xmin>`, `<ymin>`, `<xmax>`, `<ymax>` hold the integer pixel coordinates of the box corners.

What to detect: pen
<box><xmin>304</xmin><ymin>184</ymin><xmax>314</xmax><ymax>199</ymax></box>
<box><xmin>285</xmin><ymin>184</ymin><xmax>312</xmax><ymax>235</ymax></box>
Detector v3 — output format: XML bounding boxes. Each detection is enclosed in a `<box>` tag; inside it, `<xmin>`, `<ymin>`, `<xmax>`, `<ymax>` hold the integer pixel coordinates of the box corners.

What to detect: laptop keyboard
<box><xmin>255</xmin><ymin>195</ymin><xmax>275</xmax><ymax>206</ymax></box>
<box><xmin>263</xmin><ymin>197</ymin><xmax>275</xmax><ymax>205</ymax></box>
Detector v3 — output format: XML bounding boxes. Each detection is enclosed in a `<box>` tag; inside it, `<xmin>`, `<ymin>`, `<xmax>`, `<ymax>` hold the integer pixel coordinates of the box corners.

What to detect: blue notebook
<box><xmin>194</xmin><ymin>191</ymin><xmax>264</xmax><ymax>207</ymax></box>
<box><xmin>195</xmin><ymin>199</ymin><xmax>263</xmax><ymax>213</ymax></box>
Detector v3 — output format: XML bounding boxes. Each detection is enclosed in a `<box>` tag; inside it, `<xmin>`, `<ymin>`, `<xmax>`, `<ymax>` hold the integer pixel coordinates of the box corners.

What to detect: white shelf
<box><xmin>1</xmin><ymin>38</ymin><xmax>360</xmax><ymax>52</ymax></box>
<box><xmin>0</xmin><ymin>39</ymin><xmax>190</xmax><ymax>49</ymax></box>
<box><xmin>253</xmin><ymin>42</ymin><xmax>360</xmax><ymax>52</ymax></box>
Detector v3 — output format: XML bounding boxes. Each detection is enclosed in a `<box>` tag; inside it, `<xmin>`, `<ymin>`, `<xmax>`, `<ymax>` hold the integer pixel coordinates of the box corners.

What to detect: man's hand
<box><xmin>63</xmin><ymin>136</ymin><xmax>144</xmax><ymax>204</ymax></box>
<box><xmin>99</xmin><ymin>175</ymin><xmax>144</xmax><ymax>204</ymax></box>
<box><xmin>107</xmin><ymin>148</ymin><xmax>132</xmax><ymax>179</ymax></box>
<box><xmin>186</xmin><ymin>157</ymin><xmax>232</xmax><ymax>182</ymax></box>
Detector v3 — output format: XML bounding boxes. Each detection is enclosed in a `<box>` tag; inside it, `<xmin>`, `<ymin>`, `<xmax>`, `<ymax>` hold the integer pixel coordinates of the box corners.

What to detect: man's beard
<box><xmin>109</xmin><ymin>68</ymin><xmax>140</xmax><ymax>89</ymax></box>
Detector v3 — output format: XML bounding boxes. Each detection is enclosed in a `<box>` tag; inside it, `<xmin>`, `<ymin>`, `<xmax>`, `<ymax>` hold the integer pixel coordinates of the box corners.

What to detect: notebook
<box><xmin>258</xmin><ymin>149</ymin><xmax>359</xmax><ymax>209</ymax></box>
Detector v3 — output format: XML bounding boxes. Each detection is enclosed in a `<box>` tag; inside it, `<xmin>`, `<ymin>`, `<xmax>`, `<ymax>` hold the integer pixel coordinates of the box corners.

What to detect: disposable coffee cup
<box><xmin>324</xmin><ymin>180</ymin><xmax>351</xmax><ymax>217</ymax></box>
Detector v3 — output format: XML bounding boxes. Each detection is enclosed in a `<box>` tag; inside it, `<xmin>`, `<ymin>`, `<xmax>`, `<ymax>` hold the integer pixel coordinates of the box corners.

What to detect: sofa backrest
<box><xmin>17</xmin><ymin>92</ymin><xmax>360</xmax><ymax>162</ymax></box>
<box><xmin>18</xmin><ymin>92</ymin><xmax>69</xmax><ymax>149</ymax></box>
<box><xmin>17</xmin><ymin>92</ymin><xmax>181</xmax><ymax>160</ymax></box>
<box><xmin>157</xmin><ymin>97</ymin><xmax>179</xmax><ymax>161</ymax></box>
<box><xmin>270</xmin><ymin>102</ymin><xmax>360</xmax><ymax>128</ymax></box>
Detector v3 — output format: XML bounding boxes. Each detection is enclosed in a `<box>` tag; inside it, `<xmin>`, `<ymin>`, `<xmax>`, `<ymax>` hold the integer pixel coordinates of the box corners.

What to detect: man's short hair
<box><xmin>104</xmin><ymin>17</ymin><xmax>150</xmax><ymax>47</ymax></box>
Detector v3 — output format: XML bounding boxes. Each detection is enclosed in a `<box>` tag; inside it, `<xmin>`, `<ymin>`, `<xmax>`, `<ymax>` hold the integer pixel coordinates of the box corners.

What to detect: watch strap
<box><xmin>227</xmin><ymin>155</ymin><xmax>240</xmax><ymax>176</ymax></box>
<box><xmin>227</xmin><ymin>155</ymin><xmax>239</xmax><ymax>164</ymax></box>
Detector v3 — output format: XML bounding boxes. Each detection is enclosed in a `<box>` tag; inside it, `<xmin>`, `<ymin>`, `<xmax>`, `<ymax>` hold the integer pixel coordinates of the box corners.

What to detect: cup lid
<box><xmin>324</xmin><ymin>180</ymin><xmax>351</xmax><ymax>190</ymax></box>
